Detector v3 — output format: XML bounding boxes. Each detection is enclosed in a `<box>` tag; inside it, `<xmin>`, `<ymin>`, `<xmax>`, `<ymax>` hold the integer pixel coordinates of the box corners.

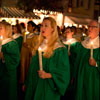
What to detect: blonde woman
<box><xmin>24</xmin><ymin>17</ymin><xmax>70</xmax><ymax>100</ymax></box>
<box><xmin>0</xmin><ymin>21</ymin><xmax>20</xmax><ymax>100</ymax></box>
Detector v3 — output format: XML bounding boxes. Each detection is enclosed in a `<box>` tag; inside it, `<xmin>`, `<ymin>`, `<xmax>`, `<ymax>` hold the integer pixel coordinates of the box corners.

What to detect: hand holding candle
<box><xmin>38</xmin><ymin>47</ymin><xmax>43</xmax><ymax>70</ymax></box>
<box><xmin>90</xmin><ymin>41</ymin><xmax>93</xmax><ymax>59</ymax></box>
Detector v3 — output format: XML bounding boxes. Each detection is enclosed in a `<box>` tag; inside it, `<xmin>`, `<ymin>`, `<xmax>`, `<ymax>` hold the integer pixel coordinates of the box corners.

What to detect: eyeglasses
<box><xmin>88</xmin><ymin>26</ymin><xmax>98</xmax><ymax>28</ymax></box>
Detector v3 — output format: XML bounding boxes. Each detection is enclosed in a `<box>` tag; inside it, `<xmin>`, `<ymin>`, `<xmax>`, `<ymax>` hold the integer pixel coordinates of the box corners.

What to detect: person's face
<box><xmin>65</xmin><ymin>28</ymin><xmax>73</xmax><ymax>37</ymax></box>
<box><xmin>87</xmin><ymin>21</ymin><xmax>99</xmax><ymax>37</ymax></box>
<box><xmin>40</xmin><ymin>20</ymin><xmax>53</xmax><ymax>39</ymax></box>
<box><xmin>27</xmin><ymin>23</ymin><xmax>34</xmax><ymax>32</ymax></box>
<box><xmin>0</xmin><ymin>25</ymin><xmax>6</xmax><ymax>38</ymax></box>
<box><xmin>13</xmin><ymin>26</ymin><xmax>17</xmax><ymax>33</ymax></box>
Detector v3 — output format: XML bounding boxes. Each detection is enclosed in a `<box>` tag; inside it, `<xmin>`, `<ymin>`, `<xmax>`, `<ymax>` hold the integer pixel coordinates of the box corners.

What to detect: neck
<box><xmin>45</xmin><ymin>36</ymin><xmax>51</xmax><ymax>41</ymax></box>
<box><xmin>90</xmin><ymin>35</ymin><xmax>98</xmax><ymax>40</ymax></box>
<box><xmin>66</xmin><ymin>35</ymin><xmax>73</xmax><ymax>40</ymax></box>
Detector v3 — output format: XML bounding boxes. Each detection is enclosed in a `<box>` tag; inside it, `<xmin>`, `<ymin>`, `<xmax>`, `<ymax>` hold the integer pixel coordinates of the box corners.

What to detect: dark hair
<box><xmin>20</xmin><ymin>23</ymin><xmax>25</xmax><ymax>28</ymax></box>
<box><xmin>15</xmin><ymin>24</ymin><xmax>22</xmax><ymax>33</ymax></box>
<box><xmin>65</xmin><ymin>26</ymin><xmax>74</xmax><ymax>32</ymax></box>
<box><xmin>28</xmin><ymin>21</ymin><xmax>36</xmax><ymax>27</ymax></box>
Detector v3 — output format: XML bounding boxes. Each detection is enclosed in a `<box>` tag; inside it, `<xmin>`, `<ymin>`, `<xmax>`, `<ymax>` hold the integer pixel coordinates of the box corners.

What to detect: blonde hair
<box><xmin>33</xmin><ymin>17</ymin><xmax>59</xmax><ymax>58</ymax></box>
<box><xmin>0</xmin><ymin>21</ymin><xmax>12</xmax><ymax>38</ymax></box>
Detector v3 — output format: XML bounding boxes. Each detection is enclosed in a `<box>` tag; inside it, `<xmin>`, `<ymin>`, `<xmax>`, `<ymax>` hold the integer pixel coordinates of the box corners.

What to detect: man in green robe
<box><xmin>75</xmin><ymin>20</ymin><xmax>100</xmax><ymax>100</ymax></box>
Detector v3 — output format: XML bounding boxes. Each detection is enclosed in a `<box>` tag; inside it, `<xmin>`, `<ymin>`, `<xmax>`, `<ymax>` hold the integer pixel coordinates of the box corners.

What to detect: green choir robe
<box><xmin>0</xmin><ymin>38</ymin><xmax>20</xmax><ymax>100</ymax></box>
<box><xmin>25</xmin><ymin>42</ymin><xmax>70</xmax><ymax>100</ymax></box>
<box><xmin>62</xmin><ymin>38</ymin><xmax>79</xmax><ymax>100</ymax></box>
<box><xmin>63</xmin><ymin>38</ymin><xmax>79</xmax><ymax>80</ymax></box>
<box><xmin>13</xmin><ymin>34</ymin><xmax>23</xmax><ymax>52</ymax></box>
<box><xmin>75</xmin><ymin>36</ymin><xmax>100</xmax><ymax>100</ymax></box>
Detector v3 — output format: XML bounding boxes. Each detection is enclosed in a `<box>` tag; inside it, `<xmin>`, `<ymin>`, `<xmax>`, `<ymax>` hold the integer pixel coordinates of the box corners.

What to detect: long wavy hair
<box><xmin>0</xmin><ymin>21</ymin><xmax>12</xmax><ymax>39</ymax></box>
<box><xmin>33</xmin><ymin>17</ymin><xmax>59</xmax><ymax>58</ymax></box>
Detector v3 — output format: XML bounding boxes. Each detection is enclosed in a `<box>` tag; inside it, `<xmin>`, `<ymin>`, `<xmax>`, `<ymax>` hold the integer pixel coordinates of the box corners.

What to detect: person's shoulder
<box><xmin>54</xmin><ymin>41</ymin><xmax>65</xmax><ymax>49</ymax></box>
<box><xmin>2</xmin><ymin>38</ymin><xmax>15</xmax><ymax>45</ymax></box>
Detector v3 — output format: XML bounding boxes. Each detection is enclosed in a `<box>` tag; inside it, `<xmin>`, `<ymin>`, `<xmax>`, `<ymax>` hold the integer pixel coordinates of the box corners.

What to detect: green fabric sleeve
<box><xmin>48</xmin><ymin>47</ymin><xmax>70</xmax><ymax>95</ymax></box>
<box><xmin>2</xmin><ymin>41</ymin><xmax>20</xmax><ymax>71</ymax></box>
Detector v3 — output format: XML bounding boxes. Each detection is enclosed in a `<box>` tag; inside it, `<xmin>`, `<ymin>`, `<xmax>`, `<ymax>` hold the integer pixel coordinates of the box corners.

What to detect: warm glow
<box><xmin>38</xmin><ymin>47</ymin><xmax>41</xmax><ymax>51</ymax></box>
<box><xmin>25</xmin><ymin>31</ymin><xmax>29</xmax><ymax>35</ymax></box>
<box><xmin>68</xmin><ymin>39</ymin><xmax>72</xmax><ymax>44</ymax></box>
<box><xmin>91</xmin><ymin>41</ymin><xmax>93</xmax><ymax>45</ymax></box>
<box><xmin>82</xmin><ymin>33</ymin><xmax>86</xmax><ymax>36</ymax></box>
<box><xmin>79</xmin><ymin>25</ymin><xmax>82</xmax><ymax>28</ymax></box>
<box><xmin>0</xmin><ymin>36</ymin><xmax>3</xmax><ymax>40</ymax></box>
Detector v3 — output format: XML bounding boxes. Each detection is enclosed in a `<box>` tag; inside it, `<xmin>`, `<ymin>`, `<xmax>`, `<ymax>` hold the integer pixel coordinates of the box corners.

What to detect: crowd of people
<box><xmin>0</xmin><ymin>17</ymin><xmax>99</xmax><ymax>100</ymax></box>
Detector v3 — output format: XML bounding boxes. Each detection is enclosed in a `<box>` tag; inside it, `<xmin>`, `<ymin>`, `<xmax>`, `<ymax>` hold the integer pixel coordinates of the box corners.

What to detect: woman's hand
<box><xmin>89</xmin><ymin>58</ymin><xmax>97</xmax><ymax>67</ymax></box>
<box><xmin>38</xmin><ymin>70</ymin><xmax>52</xmax><ymax>79</ymax></box>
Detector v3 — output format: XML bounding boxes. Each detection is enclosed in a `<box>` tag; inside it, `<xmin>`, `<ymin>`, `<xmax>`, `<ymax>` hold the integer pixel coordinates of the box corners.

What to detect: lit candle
<box><xmin>68</xmin><ymin>40</ymin><xmax>71</xmax><ymax>53</ymax></box>
<box><xmin>0</xmin><ymin>36</ymin><xmax>3</xmax><ymax>52</ymax></box>
<box><xmin>82</xmin><ymin>33</ymin><xmax>86</xmax><ymax>36</ymax></box>
<box><xmin>90</xmin><ymin>41</ymin><xmax>93</xmax><ymax>59</ymax></box>
<box><xmin>38</xmin><ymin>47</ymin><xmax>43</xmax><ymax>70</ymax></box>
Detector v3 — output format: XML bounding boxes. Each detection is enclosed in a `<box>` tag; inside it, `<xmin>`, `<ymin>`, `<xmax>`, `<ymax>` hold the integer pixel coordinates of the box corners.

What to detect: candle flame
<box><xmin>38</xmin><ymin>47</ymin><xmax>41</xmax><ymax>51</ymax></box>
<box><xmin>68</xmin><ymin>39</ymin><xmax>72</xmax><ymax>44</ymax></box>
<box><xmin>0</xmin><ymin>36</ymin><xmax>3</xmax><ymax>40</ymax></box>
<box><xmin>25</xmin><ymin>31</ymin><xmax>29</xmax><ymax>35</ymax></box>
<box><xmin>83</xmin><ymin>33</ymin><xmax>86</xmax><ymax>36</ymax></box>
<box><xmin>91</xmin><ymin>41</ymin><xmax>93</xmax><ymax>45</ymax></box>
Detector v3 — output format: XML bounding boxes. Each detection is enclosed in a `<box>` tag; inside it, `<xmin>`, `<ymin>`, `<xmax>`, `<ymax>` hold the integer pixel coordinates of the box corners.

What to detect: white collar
<box><xmin>39</xmin><ymin>39</ymin><xmax>65</xmax><ymax>52</ymax></box>
<box><xmin>2</xmin><ymin>38</ymin><xmax>13</xmax><ymax>45</ymax></box>
<box><xmin>63</xmin><ymin>38</ymin><xmax>78</xmax><ymax>44</ymax></box>
<box><xmin>27</xmin><ymin>33</ymin><xmax>35</xmax><ymax>38</ymax></box>
<box><xmin>13</xmin><ymin>33</ymin><xmax>22</xmax><ymax>39</ymax></box>
<box><xmin>82</xmin><ymin>36</ymin><xmax>100</xmax><ymax>49</ymax></box>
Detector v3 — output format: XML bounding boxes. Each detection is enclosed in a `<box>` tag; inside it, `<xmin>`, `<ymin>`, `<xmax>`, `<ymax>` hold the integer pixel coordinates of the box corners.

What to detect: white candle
<box><xmin>90</xmin><ymin>41</ymin><xmax>93</xmax><ymax>59</ymax></box>
<box><xmin>38</xmin><ymin>47</ymin><xmax>43</xmax><ymax>70</ymax></box>
<box><xmin>0</xmin><ymin>36</ymin><xmax>3</xmax><ymax>52</ymax></box>
<box><xmin>68</xmin><ymin>40</ymin><xmax>71</xmax><ymax>53</ymax></box>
